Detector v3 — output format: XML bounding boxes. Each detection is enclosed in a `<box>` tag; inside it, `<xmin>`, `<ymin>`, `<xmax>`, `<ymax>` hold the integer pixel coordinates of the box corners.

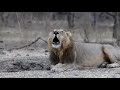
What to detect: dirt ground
<box><xmin>1</xmin><ymin>68</ymin><xmax>120</xmax><ymax>78</ymax></box>
<box><xmin>0</xmin><ymin>48</ymin><xmax>120</xmax><ymax>78</ymax></box>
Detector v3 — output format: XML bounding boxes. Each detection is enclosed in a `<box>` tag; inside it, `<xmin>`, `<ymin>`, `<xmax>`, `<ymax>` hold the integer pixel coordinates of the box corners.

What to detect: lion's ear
<box><xmin>66</xmin><ymin>31</ymin><xmax>72</xmax><ymax>37</ymax></box>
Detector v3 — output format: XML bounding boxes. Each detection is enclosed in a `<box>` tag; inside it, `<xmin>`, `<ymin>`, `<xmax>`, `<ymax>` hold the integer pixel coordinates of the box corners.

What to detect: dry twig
<box><xmin>8</xmin><ymin>37</ymin><xmax>47</xmax><ymax>51</ymax></box>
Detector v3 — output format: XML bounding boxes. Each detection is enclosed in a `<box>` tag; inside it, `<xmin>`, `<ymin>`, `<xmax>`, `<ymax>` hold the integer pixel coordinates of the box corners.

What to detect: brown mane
<box><xmin>48</xmin><ymin>31</ymin><xmax>75</xmax><ymax>65</ymax></box>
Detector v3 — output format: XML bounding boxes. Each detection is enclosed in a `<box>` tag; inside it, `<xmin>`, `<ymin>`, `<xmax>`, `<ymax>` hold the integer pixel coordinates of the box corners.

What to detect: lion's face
<box><xmin>48</xmin><ymin>29</ymin><xmax>71</xmax><ymax>49</ymax></box>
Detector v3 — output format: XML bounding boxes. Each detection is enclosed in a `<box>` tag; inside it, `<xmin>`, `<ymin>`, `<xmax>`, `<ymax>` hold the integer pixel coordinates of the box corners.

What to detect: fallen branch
<box><xmin>8</xmin><ymin>37</ymin><xmax>48</xmax><ymax>51</ymax></box>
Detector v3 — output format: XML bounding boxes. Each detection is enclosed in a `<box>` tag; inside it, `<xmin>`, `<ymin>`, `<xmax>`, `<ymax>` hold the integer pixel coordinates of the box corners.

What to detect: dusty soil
<box><xmin>0</xmin><ymin>48</ymin><xmax>120</xmax><ymax>78</ymax></box>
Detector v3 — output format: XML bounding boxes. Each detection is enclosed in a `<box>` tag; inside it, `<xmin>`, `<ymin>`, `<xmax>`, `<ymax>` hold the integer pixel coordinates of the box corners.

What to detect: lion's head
<box><xmin>48</xmin><ymin>29</ymin><xmax>72</xmax><ymax>49</ymax></box>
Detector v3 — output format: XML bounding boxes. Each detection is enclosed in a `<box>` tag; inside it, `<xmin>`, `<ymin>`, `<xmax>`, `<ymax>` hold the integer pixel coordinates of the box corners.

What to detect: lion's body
<box><xmin>75</xmin><ymin>42</ymin><xmax>104</xmax><ymax>67</ymax></box>
<box><xmin>48</xmin><ymin>29</ymin><xmax>120</xmax><ymax>69</ymax></box>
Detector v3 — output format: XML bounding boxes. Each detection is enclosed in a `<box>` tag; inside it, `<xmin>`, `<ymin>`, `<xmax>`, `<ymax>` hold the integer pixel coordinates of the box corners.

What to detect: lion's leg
<box><xmin>103</xmin><ymin>46</ymin><xmax>120</xmax><ymax>68</ymax></box>
<box><xmin>50</xmin><ymin>63</ymin><xmax>83</xmax><ymax>72</ymax></box>
<box><xmin>50</xmin><ymin>51</ymin><xmax>59</xmax><ymax>65</ymax></box>
<box><xmin>50</xmin><ymin>63</ymin><xmax>70</xmax><ymax>72</ymax></box>
<box><xmin>100</xmin><ymin>62</ymin><xmax>120</xmax><ymax>68</ymax></box>
<box><xmin>99</xmin><ymin>62</ymin><xmax>108</xmax><ymax>68</ymax></box>
<box><xmin>106</xmin><ymin>62</ymin><xmax>120</xmax><ymax>68</ymax></box>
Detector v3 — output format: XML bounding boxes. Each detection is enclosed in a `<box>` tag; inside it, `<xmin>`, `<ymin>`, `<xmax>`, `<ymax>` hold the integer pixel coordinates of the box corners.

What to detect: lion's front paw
<box><xmin>50</xmin><ymin>63</ymin><xmax>66</xmax><ymax>73</ymax></box>
<box><xmin>106</xmin><ymin>62</ymin><xmax>120</xmax><ymax>68</ymax></box>
<box><xmin>100</xmin><ymin>62</ymin><xmax>108</xmax><ymax>68</ymax></box>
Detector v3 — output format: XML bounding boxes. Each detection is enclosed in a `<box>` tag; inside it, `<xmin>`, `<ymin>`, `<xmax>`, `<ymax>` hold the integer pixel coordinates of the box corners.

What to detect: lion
<box><xmin>48</xmin><ymin>29</ymin><xmax>120</xmax><ymax>72</ymax></box>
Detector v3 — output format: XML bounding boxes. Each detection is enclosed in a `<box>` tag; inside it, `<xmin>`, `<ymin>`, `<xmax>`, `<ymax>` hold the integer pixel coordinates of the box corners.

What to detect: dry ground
<box><xmin>0</xmin><ymin>49</ymin><xmax>120</xmax><ymax>78</ymax></box>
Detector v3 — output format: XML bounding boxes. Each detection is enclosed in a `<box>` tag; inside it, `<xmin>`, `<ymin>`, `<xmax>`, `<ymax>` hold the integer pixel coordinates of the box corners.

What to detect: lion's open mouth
<box><xmin>52</xmin><ymin>36</ymin><xmax>60</xmax><ymax>48</ymax></box>
<box><xmin>53</xmin><ymin>36</ymin><xmax>60</xmax><ymax>45</ymax></box>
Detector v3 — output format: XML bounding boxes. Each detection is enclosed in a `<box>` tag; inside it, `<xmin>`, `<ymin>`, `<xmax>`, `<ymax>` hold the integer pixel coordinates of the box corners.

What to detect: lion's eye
<box><xmin>60</xmin><ymin>31</ymin><xmax>64</xmax><ymax>34</ymax></box>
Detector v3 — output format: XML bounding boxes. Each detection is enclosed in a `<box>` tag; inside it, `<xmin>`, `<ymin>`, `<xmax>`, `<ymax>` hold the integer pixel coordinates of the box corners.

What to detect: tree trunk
<box><xmin>113</xmin><ymin>14</ymin><xmax>118</xmax><ymax>39</ymax></box>
<box><xmin>112</xmin><ymin>12</ymin><xmax>120</xmax><ymax>46</ymax></box>
<box><xmin>92</xmin><ymin>12</ymin><xmax>97</xmax><ymax>30</ymax></box>
<box><xmin>66</xmin><ymin>12</ymin><xmax>74</xmax><ymax>28</ymax></box>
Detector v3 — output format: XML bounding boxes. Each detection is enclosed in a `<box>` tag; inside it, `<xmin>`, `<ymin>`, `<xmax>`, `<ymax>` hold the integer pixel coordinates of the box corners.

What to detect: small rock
<box><xmin>0</xmin><ymin>41</ymin><xmax>3</xmax><ymax>43</ymax></box>
<box><xmin>29</xmin><ymin>48</ymin><xmax>34</xmax><ymax>51</ymax></box>
<box><xmin>26</xmin><ymin>54</ymin><xmax>29</xmax><ymax>56</ymax></box>
<box><xmin>45</xmin><ymin>49</ymin><xmax>48</xmax><ymax>52</ymax></box>
<box><xmin>0</xmin><ymin>51</ymin><xmax>6</xmax><ymax>55</ymax></box>
<box><xmin>0</xmin><ymin>48</ymin><xmax>4</xmax><ymax>50</ymax></box>
<box><xmin>45</xmin><ymin>53</ymin><xmax>48</xmax><ymax>55</ymax></box>
<box><xmin>15</xmin><ymin>54</ymin><xmax>21</xmax><ymax>57</ymax></box>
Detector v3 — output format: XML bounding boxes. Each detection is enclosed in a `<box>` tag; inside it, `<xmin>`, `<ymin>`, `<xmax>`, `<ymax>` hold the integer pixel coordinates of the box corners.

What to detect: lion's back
<box><xmin>74</xmin><ymin>42</ymin><xmax>105</xmax><ymax>67</ymax></box>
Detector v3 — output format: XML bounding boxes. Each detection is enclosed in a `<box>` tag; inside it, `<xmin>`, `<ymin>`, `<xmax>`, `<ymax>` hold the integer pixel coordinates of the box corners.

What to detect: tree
<box><xmin>0</xmin><ymin>12</ymin><xmax>9</xmax><ymax>26</ymax></box>
<box><xmin>66</xmin><ymin>12</ymin><xmax>75</xmax><ymax>28</ymax></box>
<box><xmin>92</xmin><ymin>12</ymin><xmax>97</xmax><ymax>30</ymax></box>
<box><xmin>105</xmin><ymin>12</ymin><xmax>120</xmax><ymax>46</ymax></box>
<box><xmin>106</xmin><ymin>12</ymin><xmax>119</xmax><ymax>38</ymax></box>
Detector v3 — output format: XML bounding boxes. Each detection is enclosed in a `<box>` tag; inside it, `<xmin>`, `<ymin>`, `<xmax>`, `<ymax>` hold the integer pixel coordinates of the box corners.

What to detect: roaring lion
<box><xmin>48</xmin><ymin>29</ymin><xmax>120</xmax><ymax>71</ymax></box>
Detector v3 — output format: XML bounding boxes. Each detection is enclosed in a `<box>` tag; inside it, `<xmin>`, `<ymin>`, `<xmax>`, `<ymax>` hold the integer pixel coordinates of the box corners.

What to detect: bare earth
<box><xmin>0</xmin><ymin>49</ymin><xmax>120</xmax><ymax>78</ymax></box>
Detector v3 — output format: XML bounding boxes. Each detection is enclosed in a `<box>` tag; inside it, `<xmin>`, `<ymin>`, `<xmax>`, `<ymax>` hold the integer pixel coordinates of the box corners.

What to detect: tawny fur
<box><xmin>48</xmin><ymin>29</ymin><xmax>120</xmax><ymax>68</ymax></box>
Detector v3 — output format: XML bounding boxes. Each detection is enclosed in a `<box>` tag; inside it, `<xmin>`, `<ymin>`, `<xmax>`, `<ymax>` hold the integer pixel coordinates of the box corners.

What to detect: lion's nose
<box><xmin>53</xmin><ymin>31</ymin><xmax>59</xmax><ymax>35</ymax></box>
